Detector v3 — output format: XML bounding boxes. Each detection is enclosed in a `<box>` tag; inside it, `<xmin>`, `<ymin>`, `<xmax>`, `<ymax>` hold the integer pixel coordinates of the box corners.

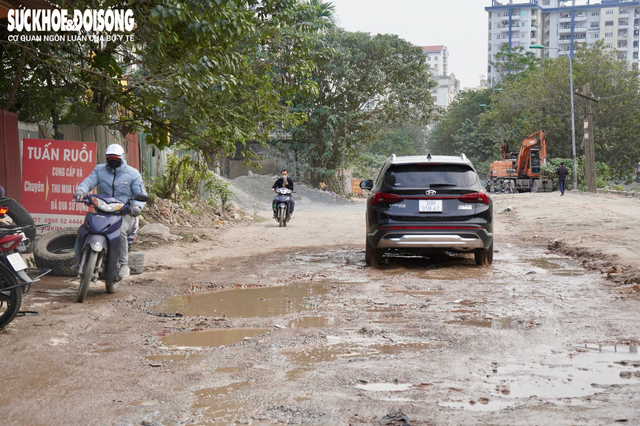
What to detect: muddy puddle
<box><xmin>448</xmin><ymin>317</ymin><xmax>532</xmax><ymax>330</ymax></box>
<box><xmin>192</xmin><ymin>382</ymin><xmax>249</xmax><ymax>423</ymax></box>
<box><xmin>145</xmin><ymin>354</ymin><xmax>187</xmax><ymax>363</ymax></box>
<box><xmin>286</xmin><ymin>316</ymin><xmax>336</xmax><ymax>328</ymax></box>
<box><xmin>152</xmin><ymin>281</ymin><xmax>347</xmax><ymax>318</ymax></box>
<box><xmin>161</xmin><ymin>328</ymin><xmax>268</xmax><ymax>348</ymax></box>
<box><xmin>442</xmin><ymin>348</ymin><xmax>640</xmax><ymax>412</ymax></box>
<box><xmin>283</xmin><ymin>340</ymin><xmax>445</xmax><ymax>364</ymax></box>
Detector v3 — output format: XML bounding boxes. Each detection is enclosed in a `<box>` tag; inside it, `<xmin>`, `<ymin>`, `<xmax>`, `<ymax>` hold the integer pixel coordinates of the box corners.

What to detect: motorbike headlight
<box><xmin>93</xmin><ymin>198</ymin><xmax>125</xmax><ymax>213</ymax></box>
<box><xmin>91</xmin><ymin>241</ymin><xmax>103</xmax><ymax>252</ymax></box>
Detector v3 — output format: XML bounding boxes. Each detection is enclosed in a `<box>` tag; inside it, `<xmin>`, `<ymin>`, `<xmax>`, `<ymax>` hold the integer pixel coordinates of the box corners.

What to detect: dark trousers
<box><xmin>558</xmin><ymin>177</ymin><xmax>566</xmax><ymax>195</ymax></box>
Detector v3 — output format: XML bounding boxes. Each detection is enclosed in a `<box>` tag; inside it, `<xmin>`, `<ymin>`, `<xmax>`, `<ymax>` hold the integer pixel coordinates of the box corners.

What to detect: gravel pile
<box><xmin>226</xmin><ymin>173</ymin><xmax>358</xmax><ymax>212</ymax></box>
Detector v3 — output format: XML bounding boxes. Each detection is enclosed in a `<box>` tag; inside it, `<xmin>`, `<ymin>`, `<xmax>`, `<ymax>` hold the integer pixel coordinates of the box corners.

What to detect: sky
<box><xmin>328</xmin><ymin>0</ymin><xmax>495</xmax><ymax>89</ymax></box>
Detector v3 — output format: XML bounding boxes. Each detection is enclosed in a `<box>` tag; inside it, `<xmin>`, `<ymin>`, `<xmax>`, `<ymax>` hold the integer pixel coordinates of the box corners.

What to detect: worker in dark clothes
<box><xmin>271</xmin><ymin>169</ymin><xmax>295</xmax><ymax>215</ymax></box>
<box><xmin>557</xmin><ymin>162</ymin><xmax>569</xmax><ymax>196</ymax></box>
<box><xmin>501</xmin><ymin>140</ymin><xmax>509</xmax><ymax>160</ymax></box>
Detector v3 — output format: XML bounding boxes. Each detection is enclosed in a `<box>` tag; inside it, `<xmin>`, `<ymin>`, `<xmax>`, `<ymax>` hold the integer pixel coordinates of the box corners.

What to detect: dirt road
<box><xmin>1</xmin><ymin>190</ymin><xmax>639</xmax><ymax>425</ymax></box>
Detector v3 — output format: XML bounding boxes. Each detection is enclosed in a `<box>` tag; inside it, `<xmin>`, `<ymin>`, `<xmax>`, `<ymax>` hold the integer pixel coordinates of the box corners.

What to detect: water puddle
<box><xmin>355</xmin><ymin>383</ymin><xmax>412</xmax><ymax>392</ymax></box>
<box><xmin>161</xmin><ymin>328</ymin><xmax>268</xmax><ymax>348</ymax></box>
<box><xmin>448</xmin><ymin>317</ymin><xmax>531</xmax><ymax>330</ymax></box>
<box><xmin>287</xmin><ymin>316</ymin><xmax>335</xmax><ymax>328</ymax></box>
<box><xmin>283</xmin><ymin>341</ymin><xmax>445</xmax><ymax>364</ymax></box>
<box><xmin>152</xmin><ymin>282</ymin><xmax>337</xmax><ymax>318</ymax></box>
<box><xmin>552</xmin><ymin>269</ymin><xmax>585</xmax><ymax>277</ymax></box>
<box><xmin>192</xmin><ymin>382</ymin><xmax>249</xmax><ymax>422</ymax></box>
<box><xmin>145</xmin><ymin>354</ymin><xmax>187</xmax><ymax>363</ymax></box>
<box><xmin>523</xmin><ymin>258</ymin><xmax>565</xmax><ymax>269</ymax></box>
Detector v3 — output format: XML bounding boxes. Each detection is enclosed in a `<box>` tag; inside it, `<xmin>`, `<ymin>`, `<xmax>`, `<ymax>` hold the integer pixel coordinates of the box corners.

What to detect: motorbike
<box><xmin>0</xmin><ymin>205</ymin><xmax>50</xmax><ymax>328</ymax></box>
<box><xmin>74</xmin><ymin>193</ymin><xmax>148</xmax><ymax>303</ymax></box>
<box><xmin>272</xmin><ymin>187</ymin><xmax>294</xmax><ymax>227</ymax></box>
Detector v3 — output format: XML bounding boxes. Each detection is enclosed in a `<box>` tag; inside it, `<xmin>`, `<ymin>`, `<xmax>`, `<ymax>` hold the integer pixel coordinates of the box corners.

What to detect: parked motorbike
<box><xmin>272</xmin><ymin>187</ymin><xmax>294</xmax><ymax>227</ymax></box>
<box><xmin>0</xmin><ymin>205</ymin><xmax>50</xmax><ymax>328</ymax></box>
<box><xmin>74</xmin><ymin>193</ymin><xmax>148</xmax><ymax>303</ymax></box>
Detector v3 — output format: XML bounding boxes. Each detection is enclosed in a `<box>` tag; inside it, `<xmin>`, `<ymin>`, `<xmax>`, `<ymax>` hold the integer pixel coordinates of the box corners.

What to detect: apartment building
<box><xmin>486</xmin><ymin>0</ymin><xmax>640</xmax><ymax>85</ymax></box>
<box><xmin>422</xmin><ymin>45</ymin><xmax>460</xmax><ymax>108</ymax></box>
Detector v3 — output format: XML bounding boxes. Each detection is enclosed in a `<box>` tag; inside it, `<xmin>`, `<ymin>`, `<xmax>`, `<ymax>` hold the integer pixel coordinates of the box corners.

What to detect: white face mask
<box><xmin>282</xmin><ymin>175</ymin><xmax>288</xmax><ymax>180</ymax></box>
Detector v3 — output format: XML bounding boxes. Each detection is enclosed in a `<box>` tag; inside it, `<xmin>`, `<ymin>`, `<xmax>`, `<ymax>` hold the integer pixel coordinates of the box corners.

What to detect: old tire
<box><xmin>0</xmin><ymin>197</ymin><xmax>36</xmax><ymax>249</ymax></box>
<box><xmin>33</xmin><ymin>228</ymin><xmax>78</xmax><ymax>276</ymax></box>
<box><xmin>365</xmin><ymin>238</ymin><xmax>382</xmax><ymax>268</ymax></box>
<box><xmin>474</xmin><ymin>248</ymin><xmax>487</xmax><ymax>266</ymax></box>
<box><xmin>0</xmin><ymin>263</ymin><xmax>22</xmax><ymax>329</ymax></box>
<box><xmin>486</xmin><ymin>241</ymin><xmax>494</xmax><ymax>265</ymax></box>
<box><xmin>129</xmin><ymin>251</ymin><xmax>144</xmax><ymax>275</ymax></box>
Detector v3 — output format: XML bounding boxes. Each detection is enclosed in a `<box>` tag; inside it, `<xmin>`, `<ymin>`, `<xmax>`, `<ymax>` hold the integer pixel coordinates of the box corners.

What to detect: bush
<box><xmin>150</xmin><ymin>154</ymin><xmax>232</xmax><ymax>209</ymax></box>
<box><xmin>541</xmin><ymin>157</ymin><xmax>610</xmax><ymax>191</ymax></box>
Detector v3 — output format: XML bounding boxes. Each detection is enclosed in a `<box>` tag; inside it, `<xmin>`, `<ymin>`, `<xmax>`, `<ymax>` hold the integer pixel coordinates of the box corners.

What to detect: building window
<box><xmin>605</xmin><ymin>32</ymin><xmax>613</xmax><ymax>37</ymax></box>
<box><xmin>606</xmin><ymin>9</ymin><xmax>614</xmax><ymax>15</ymax></box>
<box><xmin>605</xmin><ymin>43</ymin><xmax>613</xmax><ymax>47</ymax></box>
<box><xmin>592</xmin><ymin>11</ymin><xmax>600</xmax><ymax>16</ymax></box>
<box><xmin>433</xmin><ymin>96</ymin><xmax>438</xmax><ymax>102</ymax></box>
<box><xmin>619</xmin><ymin>19</ymin><xmax>628</xmax><ymax>25</ymax></box>
<box><xmin>621</xmin><ymin>9</ymin><xmax>628</xmax><ymax>14</ymax></box>
<box><xmin>591</xmin><ymin>33</ymin><xmax>600</xmax><ymax>38</ymax></box>
<box><xmin>605</xmin><ymin>21</ymin><xmax>614</xmax><ymax>26</ymax></box>
<box><xmin>619</xmin><ymin>40</ymin><xmax>628</xmax><ymax>47</ymax></box>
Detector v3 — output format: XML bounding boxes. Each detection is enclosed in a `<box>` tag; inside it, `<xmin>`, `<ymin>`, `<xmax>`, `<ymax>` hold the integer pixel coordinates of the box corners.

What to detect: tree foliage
<box><xmin>490</xmin><ymin>44</ymin><xmax>540</xmax><ymax>85</ymax></box>
<box><xmin>1</xmin><ymin>0</ymin><xmax>326</xmax><ymax>157</ymax></box>
<box><xmin>281</xmin><ymin>29</ymin><xmax>436</xmax><ymax>189</ymax></box>
<box><xmin>429</xmin><ymin>41</ymin><xmax>640</xmax><ymax>179</ymax></box>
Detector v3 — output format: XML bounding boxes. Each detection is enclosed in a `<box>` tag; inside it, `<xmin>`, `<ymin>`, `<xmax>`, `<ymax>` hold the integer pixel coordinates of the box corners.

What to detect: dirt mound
<box><xmin>226</xmin><ymin>173</ymin><xmax>357</xmax><ymax>212</ymax></box>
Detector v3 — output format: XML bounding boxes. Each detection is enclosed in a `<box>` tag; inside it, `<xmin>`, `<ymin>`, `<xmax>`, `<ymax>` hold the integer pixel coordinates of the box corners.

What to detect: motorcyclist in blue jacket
<box><xmin>73</xmin><ymin>144</ymin><xmax>147</xmax><ymax>278</ymax></box>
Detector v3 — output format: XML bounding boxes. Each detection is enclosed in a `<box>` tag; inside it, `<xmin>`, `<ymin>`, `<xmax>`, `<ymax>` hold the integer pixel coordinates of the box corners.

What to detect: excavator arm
<box><xmin>516</xmin><ymin>130</ymin><xmax>545</xmax><ymax>176</ymax></box>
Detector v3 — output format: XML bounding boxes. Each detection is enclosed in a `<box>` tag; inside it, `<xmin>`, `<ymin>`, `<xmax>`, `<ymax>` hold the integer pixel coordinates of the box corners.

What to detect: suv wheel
<box><xmin>486</xmin><ymin>241</ymin><xmax>494</xmax><ymax>265</ymax></box>
<box><xmin>474</xmin><ymin>241</ymin><xmax>493</xmax><ymax>266</ymax></box>
<box><xmin>365</xmin><ymin>238</ymin><xmax>382</xmax><ymax>268</ymax></box>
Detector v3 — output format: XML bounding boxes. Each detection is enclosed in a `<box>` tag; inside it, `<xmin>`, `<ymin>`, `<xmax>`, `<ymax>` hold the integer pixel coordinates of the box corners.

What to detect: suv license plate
<box><xmin>419</xmin><ymin>199</ymin><xmax>442</xmax><ymax>212</ymax></box>
<box><xmin>7</xmin><ymin>253</ymin><xmax>28</xmax><ymax>271</ymax></box>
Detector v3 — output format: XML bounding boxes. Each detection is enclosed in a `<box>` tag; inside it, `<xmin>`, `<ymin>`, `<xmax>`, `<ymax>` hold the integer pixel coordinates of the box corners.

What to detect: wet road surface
<box><xmin>1</xmin><ymin>236</ymin><xmax>639</xmax><ymax>425</ymax></box>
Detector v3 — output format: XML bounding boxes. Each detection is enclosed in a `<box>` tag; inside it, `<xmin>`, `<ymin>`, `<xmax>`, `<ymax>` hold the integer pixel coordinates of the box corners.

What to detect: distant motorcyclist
<box><xmin>271</xmin><ymin>169</ymin><xmax>294</xmax><ymax>216</ymax></box>
<box><xmin>72</xmin><ymin>144</ymin><xmax>147</xmax><ymax>278</ymax></box>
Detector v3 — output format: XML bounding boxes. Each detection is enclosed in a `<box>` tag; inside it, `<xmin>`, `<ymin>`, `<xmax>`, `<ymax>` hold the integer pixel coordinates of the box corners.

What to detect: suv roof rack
<box><xmin>391</xmin><ymin>154</ymin><xmax>396</xmax><ymax>161</ymax></box>
<box><xmin>460</xmin><ymin>153</ymin><xmax>467</xmax><ymax>161</ymax></box>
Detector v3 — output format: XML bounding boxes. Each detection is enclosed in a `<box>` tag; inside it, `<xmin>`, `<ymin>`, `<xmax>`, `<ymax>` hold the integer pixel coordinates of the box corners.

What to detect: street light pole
<box><xmin>529</xmin><ymin>45</ymin><xmax>578</xmax><ymax>190</ymax></box>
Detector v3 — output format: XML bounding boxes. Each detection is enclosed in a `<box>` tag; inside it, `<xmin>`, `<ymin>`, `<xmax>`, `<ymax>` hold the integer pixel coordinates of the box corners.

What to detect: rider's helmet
<box><xmin>105</xmin><ymin>144</ymin><xmax>125</xmax><ymax>170</ymax></box>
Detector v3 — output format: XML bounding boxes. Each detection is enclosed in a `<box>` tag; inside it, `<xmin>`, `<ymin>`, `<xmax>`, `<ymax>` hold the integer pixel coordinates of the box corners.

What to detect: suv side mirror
<box><xmin>359</xmin><ymin>179</ymin><xmax>374</xmax><ymax>191</ymax></box>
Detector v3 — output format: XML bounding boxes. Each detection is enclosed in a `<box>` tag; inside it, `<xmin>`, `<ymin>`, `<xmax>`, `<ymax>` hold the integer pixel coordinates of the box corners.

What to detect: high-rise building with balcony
<box><xmin>486</xmin><ymin>0</ymin><xmax>640</xmax><ymax>85</ymax></box>
<box><xmin>422</xmin><ymin>45</ymin><xmax>460</xmax><ymax>108</ymax></box>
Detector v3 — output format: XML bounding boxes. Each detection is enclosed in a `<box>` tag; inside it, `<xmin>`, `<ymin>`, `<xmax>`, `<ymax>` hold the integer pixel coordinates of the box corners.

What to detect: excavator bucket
<box><xmin>532</xmin><ymin>178</ymin><xmax>553</xmax><ymax>193</ymax></box>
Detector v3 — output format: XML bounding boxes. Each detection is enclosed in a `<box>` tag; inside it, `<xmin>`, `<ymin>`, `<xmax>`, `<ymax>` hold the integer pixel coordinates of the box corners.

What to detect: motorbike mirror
<box><xmin>133</xmin><ymin>194</ymin><xmax>149</xmax><ymax>202</ymax></box>
<box><xmin>359</xmin><ymin>179</ymin><xmax>374</xmax><ymax>191</ymax></box>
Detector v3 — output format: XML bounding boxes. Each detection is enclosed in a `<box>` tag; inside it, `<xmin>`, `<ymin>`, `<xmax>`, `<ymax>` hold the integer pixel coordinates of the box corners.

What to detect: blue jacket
<box><xmin>77</xmin><ymin>159</ymin><xmax>147</xmax><ymax>209</ymax></box>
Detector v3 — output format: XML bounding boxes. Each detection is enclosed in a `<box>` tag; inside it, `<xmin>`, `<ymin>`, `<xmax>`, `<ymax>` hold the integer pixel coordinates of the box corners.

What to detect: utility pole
<box><xmin>575</xmin><ymin>83</ymin><xmax>598</xmax><ymax>193</ymax></box>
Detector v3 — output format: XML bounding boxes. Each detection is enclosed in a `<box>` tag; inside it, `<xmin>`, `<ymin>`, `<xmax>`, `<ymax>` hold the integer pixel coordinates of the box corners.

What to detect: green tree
<box><xmin>369</xmin><ymin>124</ymin><xmax>427</xmax><ymax>157</ymax></box>
<box><xmin>282</xmin><ymin>29</ymin><xmax>435</xmax><ymax>189</ymax></box>
<box><xmin>1</xmin><ymin>0</ymin><xmax>324</xmax><ymax>155</ymax></box>
<box><xmin>490</xmin><ymin>44</ymin><xmax>540</xmax><ymax>84</ymax></box>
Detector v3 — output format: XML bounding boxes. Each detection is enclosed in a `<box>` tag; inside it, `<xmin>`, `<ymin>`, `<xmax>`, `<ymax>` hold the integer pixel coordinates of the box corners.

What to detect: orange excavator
<box><xmin>489</xmin><ymin>130</ymin><xmax>553</xmax><ymax>192</ymax></box>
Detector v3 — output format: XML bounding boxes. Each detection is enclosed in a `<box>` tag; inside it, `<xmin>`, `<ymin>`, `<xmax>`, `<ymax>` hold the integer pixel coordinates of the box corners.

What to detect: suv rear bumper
<box><xmin>368</xmin><ymin>226</ymin><xmax>493</xmax><ymax>251</ymax></box>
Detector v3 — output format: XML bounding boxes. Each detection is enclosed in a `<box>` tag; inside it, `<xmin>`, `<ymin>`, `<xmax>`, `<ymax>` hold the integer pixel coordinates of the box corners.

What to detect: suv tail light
<box><xmin>371</xmin><ymin>192</ymin><xmax>404</xmax><ymax>205</ymax></box>
<box><xmin>460</xmin><ymin>192</ymin><xmax>490</xmax><ymax>205</ymax></box>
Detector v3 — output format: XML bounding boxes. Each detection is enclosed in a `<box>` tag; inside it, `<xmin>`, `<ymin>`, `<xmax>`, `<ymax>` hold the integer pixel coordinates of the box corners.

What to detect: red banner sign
<box><xmin>21</xmin><ymin>139</ymin><xmax>97</xmax><ymax>232</ymax></box>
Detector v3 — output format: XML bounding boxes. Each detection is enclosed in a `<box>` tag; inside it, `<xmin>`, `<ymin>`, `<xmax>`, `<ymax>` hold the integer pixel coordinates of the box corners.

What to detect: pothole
<box><xmin>282</xmin><ymin>341</ymin><xmax>445</xmax><ymax>364</ymax></box>
<box><xmin>286</xmin><ymin>316</ymin><xmax>336</xmax><ymax>328</ymax></box>
<box><xmin>161</xmin><ymin>328</ymin><xmax>268</xmax><ymax>348</ymax></box>
<box><xmin>448</xmin><ymin>317</ymin><xmax>535</xmax><ymax>330</ymax></box>
<box><xmin>151</xmin><ymin>281</ymin><xmax>337</xmax><ymax>318</ymax></box>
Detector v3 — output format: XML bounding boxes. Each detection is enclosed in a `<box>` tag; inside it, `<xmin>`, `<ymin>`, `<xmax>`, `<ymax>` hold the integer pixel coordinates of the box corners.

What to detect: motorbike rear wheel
<box><xmin>0</xmin><ymin>263</ymin><xmax>21</xmax><ymax>329</ymax></box>
<box><xmin>77</xmin><ymin>250</ymin><xmax>98</xmax><ymax>303</ymax></box>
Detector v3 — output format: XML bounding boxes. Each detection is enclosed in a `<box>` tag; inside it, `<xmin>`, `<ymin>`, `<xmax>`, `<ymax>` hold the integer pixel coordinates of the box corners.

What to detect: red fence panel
<box><xmin>0</xmin><ymin>109</ymin><xmax>21</xmax><ymax>202</ymax></box>
<box><xmin>124</xmin><ymin>133</ymin><xmax>140</xmax><ymax>171</ymax></box>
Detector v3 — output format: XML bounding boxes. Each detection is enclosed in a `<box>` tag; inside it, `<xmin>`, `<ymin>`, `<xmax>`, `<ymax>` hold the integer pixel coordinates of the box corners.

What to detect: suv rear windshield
<box><xmin>382</xmin><ymin>164</ymin><xmax>477</xmax><ymax>189</ymax></box>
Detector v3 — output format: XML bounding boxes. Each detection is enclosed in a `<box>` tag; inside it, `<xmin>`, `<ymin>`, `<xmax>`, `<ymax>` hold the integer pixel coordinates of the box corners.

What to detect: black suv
<box><xmin>360</xmin><ymin>154</ymin><xmax>493</xmax><ymax>267</ymax></box>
